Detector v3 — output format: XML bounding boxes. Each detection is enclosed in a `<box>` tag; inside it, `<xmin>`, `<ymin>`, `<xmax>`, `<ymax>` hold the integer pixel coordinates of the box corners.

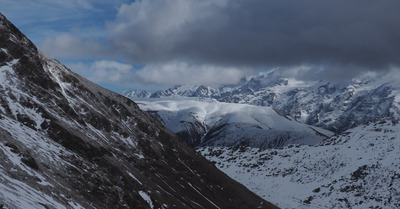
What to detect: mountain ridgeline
<box><xmin>123</xmin><ymin>73</ymin><xmax>400</xmax><ymax>149</ymax></box>
<box><xmin>0</xmin><ymin>14</ymin><xmax>277</xmax><ymax>209</ymax></box>
<box><xmin>123</xmin><ymin>72</ymin><xmax>400</xmax><ymax>134</ymax></box>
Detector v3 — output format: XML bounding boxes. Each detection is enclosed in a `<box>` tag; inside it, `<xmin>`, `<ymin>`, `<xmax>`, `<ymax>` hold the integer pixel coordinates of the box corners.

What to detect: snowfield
<box><xmin>137</xmin><ymin>98</ymin><xmax>332</xmax><ymax>148</ymax></box>
<box><xmin>198</xmin><ymin>119</ymin><xmax>400</xmax><ymax>209</ymax></box>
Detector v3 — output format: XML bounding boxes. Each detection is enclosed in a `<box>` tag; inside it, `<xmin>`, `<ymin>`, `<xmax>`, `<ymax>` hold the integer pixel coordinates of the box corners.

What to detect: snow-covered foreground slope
<box><xmin>0</xmin><ymin>13</ymin><xmax>276</xmax><ymax>209</ymax></box>
<box><xmin>138</xmin><ymin>98</ymin><xmax>332</xmax><ymax>148</ymax></box>
<box><xmin>198</xmin><ymin>119</ymin><xmax>400</xmax><ymax>209</ymax></box>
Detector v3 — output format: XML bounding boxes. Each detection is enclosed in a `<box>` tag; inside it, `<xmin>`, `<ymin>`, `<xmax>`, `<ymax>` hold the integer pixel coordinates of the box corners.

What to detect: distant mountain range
<box><xmin>123</xmin><ymin>68</ymin><xmax>400</xmax><ymax>150</ymax></box>
<box><xmin>123</xmin><ymin>71</ymin><xmax>400</xmax><ymax>134</ymax></box>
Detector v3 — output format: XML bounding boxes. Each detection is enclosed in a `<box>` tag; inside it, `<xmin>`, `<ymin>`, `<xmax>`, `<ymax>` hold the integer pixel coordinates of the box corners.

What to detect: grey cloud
<box><xmin>290</xmin><ymin>65</ymin><xmax>372</xmax><ymax>82</ymax></box>
<box><xmin>110</xmin><ymin>0</ymin><xmax>400</xmax><ymax>71</ymax></box>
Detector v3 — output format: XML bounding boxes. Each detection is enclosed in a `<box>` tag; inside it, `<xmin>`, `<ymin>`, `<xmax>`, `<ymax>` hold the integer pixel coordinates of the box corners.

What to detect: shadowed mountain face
<box><xmin>0</xmin><ymin>14</ymin><xmax>277</xmax><ymax>209</ymax></box>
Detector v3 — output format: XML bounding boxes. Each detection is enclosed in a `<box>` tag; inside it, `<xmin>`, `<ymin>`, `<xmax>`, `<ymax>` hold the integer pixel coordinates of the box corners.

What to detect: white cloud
<box><xmin>67</xmin><ymin>60</ymin><xmax>253</xmax><ymax>91</ymax></box>
<box><xmin>135</xmin><ymin>61</ymin><xmax>252</xmax><ymax>86</ymax></box>
<box><xmin>90</xmin><ymin>60</ymin><xmax>134</xmax><ymax>83</ymax></box>
<box><xmin>266</xmin><ymin>65</ymin><xmax>363</xmax><ymax>83</ymax></box>
<box><xmin>68</xmin><ymin>60</ymin><xmax>134</xmax><ymax>84</ymax></box>
<box><xmin>40</xmin><ymin>34</ymin><xmax>106</xmax><ymax>58</ymax></box>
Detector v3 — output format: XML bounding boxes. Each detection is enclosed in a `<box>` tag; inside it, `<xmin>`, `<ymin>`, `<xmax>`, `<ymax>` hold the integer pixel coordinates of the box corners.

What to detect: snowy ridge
<box><xmin>198</xmin><ymin>119</ymin><xmax>400</xmax><ymax>209</ymax></box>
<box><xmin>138</xmin><ymin>98</ymin><xmax>332</xmax><ymax>148</ymax></box>
<box><xmin>123</xmin><ymin>70</ymin><xmax>400</xmax><ymax>133</ymax></box>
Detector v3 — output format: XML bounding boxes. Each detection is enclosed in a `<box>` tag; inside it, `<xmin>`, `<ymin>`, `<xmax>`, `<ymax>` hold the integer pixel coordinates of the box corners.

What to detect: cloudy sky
<box><xmin>2</xmin><ymin>0</ymin><xmax>400</xmax><ymax>92</ymax></box>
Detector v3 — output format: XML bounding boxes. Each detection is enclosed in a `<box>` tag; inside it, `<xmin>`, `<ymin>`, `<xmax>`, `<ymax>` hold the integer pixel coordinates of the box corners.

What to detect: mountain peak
<box><xmin>0</xmin><ymin>13</ymin><xmax>37</xmax><ymax>53</ymax></box>
<box><xmin>0</xmin><ymin>12</ymin><xmax>55</xmax><ymax>93</ymax></box>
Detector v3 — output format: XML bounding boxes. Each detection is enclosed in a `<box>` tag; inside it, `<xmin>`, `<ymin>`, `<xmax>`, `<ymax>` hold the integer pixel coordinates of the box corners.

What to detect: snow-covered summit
<box><xmin>138</xmin><ymin>98</ymin><xmax>332</xmax><ymax>148</ymax></box>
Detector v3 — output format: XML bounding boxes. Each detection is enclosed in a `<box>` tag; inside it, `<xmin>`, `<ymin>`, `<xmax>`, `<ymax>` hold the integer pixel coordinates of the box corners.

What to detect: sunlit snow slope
<box><xmin>199</xmin><ymin>119</ymin><xmax>400</xmax><ymax>209</ymax></box>
<box><xmin>138</xmin><ymin>98</ymin><xmax>332</xmax><ymax>148</ymax></box>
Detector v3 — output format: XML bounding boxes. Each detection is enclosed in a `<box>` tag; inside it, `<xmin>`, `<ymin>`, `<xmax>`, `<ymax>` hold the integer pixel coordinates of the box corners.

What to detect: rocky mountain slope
<box><xmin>138</xmin><ymin>98</ymin><xmax>332</xmax><ymax>148</ymax></box>
<box><xmin>198</xmin><ymin>118</ymin><xmax>400</xmax><ymax>209</ymax></box>
<box><xmin>0</xmin><ymin>13</ymin><xmax>277</xmax><ymax>209</ymax></box>
<box><xmin>124</xmin><ymin>71</ymin><xmax>400</xmax><ymax>134</ymax></box>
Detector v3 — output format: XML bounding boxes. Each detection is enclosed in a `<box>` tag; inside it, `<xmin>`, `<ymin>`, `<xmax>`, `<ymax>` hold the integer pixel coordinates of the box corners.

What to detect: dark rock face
<box><xmin>0</xmin><ymin>14</ymin><xmax>277</xmax><ymax>209</ymax></box>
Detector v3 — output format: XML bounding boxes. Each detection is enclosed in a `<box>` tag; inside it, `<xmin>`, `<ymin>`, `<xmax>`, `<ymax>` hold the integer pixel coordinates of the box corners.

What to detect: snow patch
<box><xmin>139</xmin><ymin>190</ymin><xmax>154</xmax><ymax>209</ymax></box>
<box><xmin>128</xmin><ymin>172</ymin><xmax>142</xmax><ymax>185</ymax></box>
<box><xmin>188</xmin><ymin>182</ymin><xmax>221</xmax><ymax>209</ymax></box>
<box><xmin>0</xmin><ymin>172</ymin><xmax>66</xmax><ymax>209</ymax></box>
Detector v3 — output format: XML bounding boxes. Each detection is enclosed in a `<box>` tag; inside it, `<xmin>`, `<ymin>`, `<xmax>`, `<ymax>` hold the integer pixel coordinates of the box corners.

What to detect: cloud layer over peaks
<box><xmin>135</xmin><ymin>61</ymin><xmax>252</xmax><ymax>87</ymax></box>
<box><xmin>4</xmin><ymin>0</ymin><xmax>400</xmax><ymax>91</ymax></box>
<box><xmin>110</xmin><ymin>0</ymin><xmax>400</xmax><ymax>70</ymax></box>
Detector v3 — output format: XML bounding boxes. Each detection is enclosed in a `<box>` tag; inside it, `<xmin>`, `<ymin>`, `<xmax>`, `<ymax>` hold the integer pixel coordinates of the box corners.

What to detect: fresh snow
<box><xmin>0</xmin><ymin>172</ymin><xmax>67</xmax><ymax>209</ymax></box>
<box><xmin>198</xmin><ymin>119</ymin><xmax>400</xmax><ymax>209</ymax></box>
<box><xmin>137</xmin><ymin>98</ymin><xmax>332</xmax><ymax>148</ymax></box>
<box><xmin>128</xmin><ymin>172</ymin><xmax>142</xmax><ymax>185</ymax></box>
<box><xmin>0</xmin><ymin>59</ymin><xmax>18</xmax><ymax>84</ymax></box>
<box><xmin>139</xmin><ymin>190</ymin><xmax>154</xmax><ymax>209</ymax></box>
<box><xmin>187</xmin><ymin>182</ymin><xmax>221</xmax><ymax>209</ymax></box>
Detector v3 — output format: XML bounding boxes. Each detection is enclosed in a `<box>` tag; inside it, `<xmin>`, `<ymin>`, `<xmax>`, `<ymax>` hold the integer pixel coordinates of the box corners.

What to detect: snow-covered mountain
<box><xmin>123</xmin><ymin>71</ymin><xmax>399</xmax><ymax>150</ymax></box>
<box><xmin>123</xmin><ymin>71</ymin><xmax>400</xmax><ymax>133</ymax></box>
<box><xmin>138</xmin><ymin>98</ymin><xmax>332</xmax><ymax>148</ymax></box>
<box><xmin>198</xmin><ymin>118</ymin><xmax>400</xmax><ymax>209</ymax></box>
<box><xmin>121</xmin><ymin>89</ymin><xmax>152</xmax><ymax>99</ymax></box>
<box><xmin>121</xmin><ymin>51</ymin><xmax>400</xmax><ymax>209</ymax></box>
<box><xmin>0</xmin><ymin>14</ymin><xmax>276</xmax><ymax>209</ymax></box>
